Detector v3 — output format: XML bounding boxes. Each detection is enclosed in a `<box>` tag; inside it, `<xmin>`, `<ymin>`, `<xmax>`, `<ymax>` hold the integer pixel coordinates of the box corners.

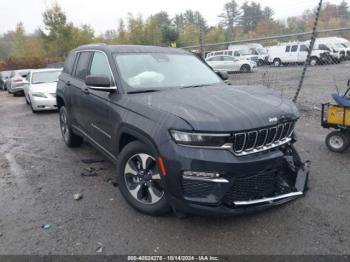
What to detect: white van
<box><xmin>268</xmin><ymin>42</ymin><xmax>330</xmax><ymax>66</ymax></box>
<box><xmin>306</xmin><ymin>37</ymin><xmax>347</xmax><ymax>62</ymax></box>
<box><xmin>227</xmin><ymin>44</ymin><xmax>260</xmax><ymax>64</ymax></box>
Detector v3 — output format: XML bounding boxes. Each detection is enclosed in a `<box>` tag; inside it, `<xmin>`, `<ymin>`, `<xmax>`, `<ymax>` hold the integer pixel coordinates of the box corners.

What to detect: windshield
<box><xmin>115</xmin><ymin>53</ymin><xmax>222</xmax><ymax>92</ymax></box>
<box><xmin>31</xmin><ymin>70</ymin><xmax>61</xmax><ymax>84</ymax></box>
<box><xmin>256</xmin><ymin>48</ymin><xmax>268</xmax><ymax>55</ymax></box>
<box><xmin>335</xmin><ymin>43</ymin><xmax>344</xmax><ymax>49</ymax></box>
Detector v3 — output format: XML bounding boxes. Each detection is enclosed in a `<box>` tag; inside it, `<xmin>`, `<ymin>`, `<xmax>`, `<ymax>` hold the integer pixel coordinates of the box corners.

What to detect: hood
<box><xmin>30</xmin><ymin>82</ymin><xmax>57</xmax><ymax>94</ymax></box>
<box><xmin>128</xmin><ymin>85</ymin><xmax>299</xmax><ymax>132</ymax></box>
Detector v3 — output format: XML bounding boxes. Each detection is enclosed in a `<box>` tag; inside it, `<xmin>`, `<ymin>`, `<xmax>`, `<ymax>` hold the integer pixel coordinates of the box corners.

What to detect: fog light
<box><xmin>183</xmin><ymin>171</ymin><xmax>220</xmax><ymax>178</ymax></box>
<box><xmin>182</xmin><ymin>171</ymin><xmax>229</xmax><ymax>183</ymax></box>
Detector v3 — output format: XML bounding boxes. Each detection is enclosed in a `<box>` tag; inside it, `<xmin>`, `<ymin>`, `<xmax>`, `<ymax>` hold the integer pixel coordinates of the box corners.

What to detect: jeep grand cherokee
<box><xmin>56</xmin><ymin>44</ymin><xmax>310</xmax><ymax>216</ymax></box>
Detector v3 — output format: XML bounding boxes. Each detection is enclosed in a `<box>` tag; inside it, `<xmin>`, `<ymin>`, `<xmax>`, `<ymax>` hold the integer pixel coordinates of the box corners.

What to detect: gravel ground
<box><xmin>0</xmin><ymin>63</ymin><xmax>349</xmax><ymax>255</ymax></box>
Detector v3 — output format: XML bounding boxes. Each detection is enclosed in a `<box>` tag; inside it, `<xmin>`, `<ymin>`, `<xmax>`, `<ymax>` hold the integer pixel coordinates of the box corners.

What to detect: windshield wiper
<box><xmin>181</xmin><ymin>84</ymin><xmax>212</xmax><ymax>89</ymax></box>
<box><xmin>128</xmin><ymin>89</ymin><xmax>160</xmax><ymax>94</ymax></box>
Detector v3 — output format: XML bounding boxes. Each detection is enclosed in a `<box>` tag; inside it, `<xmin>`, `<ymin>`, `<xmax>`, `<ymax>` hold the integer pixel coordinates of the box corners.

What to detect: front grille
<box><xmin>224</xmin><ymin>171</ymin><xmax>277</xmax><ymax>203</ymax></box>
<box><xmin>231</xmin><ymin>121</ymin><xmax>295</xmax><ymax>156</ymax></box>
<box><xmin>182</xmin><ymin>179</ymin><xmax>216</xmax><ymax>198</ymax></box>
<box><xmin>251</xmin><ymin>56</ymin><xmax>259</xmax><ymax>62</ymax></box>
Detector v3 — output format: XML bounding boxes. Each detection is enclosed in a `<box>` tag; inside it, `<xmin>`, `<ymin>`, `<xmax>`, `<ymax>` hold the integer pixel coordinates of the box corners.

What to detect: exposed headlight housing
<box><xmin>32</xmin><ymin>92</ymin><xmax>48</xmax><ymax>98</ymax></box>
<box><xmin>170</xmin><ymin>130</ymin><xmax>231</xmax><ymax>147</ymax></box>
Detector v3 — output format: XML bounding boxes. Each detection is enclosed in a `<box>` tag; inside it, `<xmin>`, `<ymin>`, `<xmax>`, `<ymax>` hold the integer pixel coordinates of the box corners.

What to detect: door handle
<box><xmin>66</xmin><ymin>81</ymin><xmax>71</xmax><ymax>87</ymax></box>
<box><xmin>83</xmin><ymin>88</ymin><xmax>90</xmax><ymax>95</ymax></box>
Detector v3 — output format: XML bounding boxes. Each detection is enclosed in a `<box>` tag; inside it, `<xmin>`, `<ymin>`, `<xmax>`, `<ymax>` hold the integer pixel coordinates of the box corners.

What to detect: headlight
<box><xmin>170</xmin><ymin>130</ymin><xmax>231</xmax><ymax>147</ymax></box>
<box><xmin>32</xmin><ymin>92</ymin><xmax>48</xmax><ymax>98</ymax></box>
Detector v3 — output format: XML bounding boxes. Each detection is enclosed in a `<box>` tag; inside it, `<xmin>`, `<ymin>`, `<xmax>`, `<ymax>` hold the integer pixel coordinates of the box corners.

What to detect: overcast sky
<box><xmin>0</xmin><ymin>0</ymin><xmax>348</xmax><ymax>35</ymax></box>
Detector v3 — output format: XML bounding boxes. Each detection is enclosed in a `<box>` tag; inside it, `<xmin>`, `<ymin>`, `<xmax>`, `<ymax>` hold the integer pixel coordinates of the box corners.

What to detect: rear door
<box><xmin>222</xmin><ymin>56</ymin><xmax>239</xmax><ymax>71</ymax></box>
<box><xmin>207</xmin><ymin>56</ymin><xmax>223</xmax><ymax>71</ymax></box>
<box><xmin>70</xmin><ymin>51</ymin><xmax>93</xmax><ymax>133</ymax></box>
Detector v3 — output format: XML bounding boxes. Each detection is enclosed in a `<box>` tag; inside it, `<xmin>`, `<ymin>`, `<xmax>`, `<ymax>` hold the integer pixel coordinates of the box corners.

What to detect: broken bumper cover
<box><xmin>161</xmin><ymin>142</ymin><xmax>310</xmax><ymax>216</ymax></box>
<box><xmin>169</xmin><ymin>162</ymin><xmax>309</xmax><ymax>216</ymax></box>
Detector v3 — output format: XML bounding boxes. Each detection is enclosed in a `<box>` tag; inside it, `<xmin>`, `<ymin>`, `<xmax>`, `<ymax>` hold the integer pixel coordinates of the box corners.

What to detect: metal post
<box><xmin>199</xmin><ymin>19</ymin><xmax>205</xmax><ymax>59</ymax></box>
<box><xmin>293</xmin><ymin>0</ymin><xmax>323</xmax><ymax>103</ymax></box>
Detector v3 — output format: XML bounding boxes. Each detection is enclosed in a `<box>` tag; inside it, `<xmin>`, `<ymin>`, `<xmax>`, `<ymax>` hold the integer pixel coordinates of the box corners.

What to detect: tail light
<box><xmin>13</xmin><ymin>79</ymin><xmax>23</xmax><ymax>83</ymax></box>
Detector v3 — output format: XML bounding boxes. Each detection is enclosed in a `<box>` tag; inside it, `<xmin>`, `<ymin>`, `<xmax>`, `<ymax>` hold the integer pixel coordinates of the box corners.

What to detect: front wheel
<box><xmin>240</xmin><ymin>64</ymin><xmax>251</xmax><ymax>73</ymax></box>
<box><xmin>59</xmin><ymin>106</ymin><xmax>83</xmax><ymax>147</ymax></box>
<box><xmin>117</xmin><ymin>141</ymin><xmax>170</xmax><ymax>216</ymax></box>
<box><xmin>273</xmin><ymin>58</ymin><xmax>281</xmax><ymax>67</ymax></box>
<box><xmin>309</xmin><ymin>57</ymin><xmax>318</xmax><ymax>66</ymax></box>
<box><xmin>325</xmin><ymin>131</ymin><xmax>350</xmax><ymax>153</ymax></box>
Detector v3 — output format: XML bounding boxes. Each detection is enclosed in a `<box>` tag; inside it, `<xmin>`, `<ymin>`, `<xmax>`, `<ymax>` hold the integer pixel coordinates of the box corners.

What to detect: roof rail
<box><xmin>79</xmin><ymin>43</ymin><xmax>107</xmax><ymax>48</ymax></box>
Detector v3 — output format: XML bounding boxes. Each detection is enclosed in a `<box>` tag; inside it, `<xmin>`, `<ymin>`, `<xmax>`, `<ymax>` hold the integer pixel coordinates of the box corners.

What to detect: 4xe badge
<box><xmin>269</xmin><ymin>117</ymin><xmax>278</xmax><ymax>123</ymax></box>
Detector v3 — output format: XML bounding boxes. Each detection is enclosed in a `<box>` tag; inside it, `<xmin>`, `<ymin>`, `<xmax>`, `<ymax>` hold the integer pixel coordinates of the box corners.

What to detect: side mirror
<box><xmin>216</xmin><ymin>71</ymin><xmax>229</xmax><ymax>81</ymax></box>
<box><xmin>85</xmin><ymin>75</ymin><xmax>115</xmax><ymax>92</ymax></box>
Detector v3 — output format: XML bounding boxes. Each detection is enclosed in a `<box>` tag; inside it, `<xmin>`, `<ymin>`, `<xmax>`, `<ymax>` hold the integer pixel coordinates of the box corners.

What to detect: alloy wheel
<box><xmin>59</xmin><ymin>110</ymin><xmax>69</xmax><ymax>142</ymax></box>
<box><xmin>124</xmin><ymin>153</ymin><xmax>164</xmax><ymax>205</ymax></box>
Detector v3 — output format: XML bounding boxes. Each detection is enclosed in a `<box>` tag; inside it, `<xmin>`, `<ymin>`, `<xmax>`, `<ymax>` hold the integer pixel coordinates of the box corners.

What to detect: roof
<box><xmin>73</xmin><ymin>44</ymin><xmax>189</xmax><ymax>55</ymax></box>
<box><xmin>30</xmin><ymin>68</ymin><xmax>63</xmax><ymax>73</ymax></box>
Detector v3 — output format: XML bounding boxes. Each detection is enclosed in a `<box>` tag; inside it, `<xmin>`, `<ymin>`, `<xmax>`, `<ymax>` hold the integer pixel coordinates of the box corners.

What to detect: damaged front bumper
<box><xmin>163</xmin><ymin>143</ymin><xmax>310</xmax><ymax>216</ymax></box>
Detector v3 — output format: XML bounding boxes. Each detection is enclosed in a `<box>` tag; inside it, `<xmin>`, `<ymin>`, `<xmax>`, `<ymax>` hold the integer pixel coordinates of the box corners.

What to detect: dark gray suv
<box><xmin>56</xmin><ymin>44</ymin><xmax>309</xmax><ymax>217</ymax></box>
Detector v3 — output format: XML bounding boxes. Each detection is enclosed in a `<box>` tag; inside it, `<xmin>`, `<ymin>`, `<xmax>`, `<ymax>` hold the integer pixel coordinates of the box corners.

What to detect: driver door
<box><xmin>83</xmin><ymin>51</ymin><xmax>116</xmax><ymax>152</ymax></box>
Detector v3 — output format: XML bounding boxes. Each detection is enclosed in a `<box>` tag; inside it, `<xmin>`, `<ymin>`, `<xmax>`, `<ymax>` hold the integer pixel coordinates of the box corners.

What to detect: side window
<box><xmin>234</xmin><ymin>51</ymin><xmax>240</xmax><ymax>56</ymax></box>
<box><xmin>228</xmin><ymin>51</ymin><xmax>233</xmax><ymax>56</ymax></box>
<box><xmin>223</xmin><ymin>56</ymin><xmax>234</xmax><ymax>61</ymax></box>
<box><xmin>210</xmin><ymin>56</ymin><xmax>222</xmax><ymax>61</ymax></box>
<box><xmin>89</xmin><ymin>52</ymin><xmax>113</xmax><ymax>83</ymax></box>
<box><xmin>63</xmin><ymin>53</ymin><xmax>77</xmax><ymax>75</ymax></box>
<box><xmin>74</xmin><ymin>52</ymin><xmax>91</xmax><ymax>81</ymax></box>
<box><xmin>300</xmin><ymin>45</ymin><xmax>308</xmax><ymax>52</ymax></box>
<box><xmin>216</xmin><ymin>51</ymin><xmax>224</xmax><ymax>56</ymax></box>
<box><xmin>291</xmin><ymin>45</ymin><xmax>298</xmax><ymax>52</ymax></box>
<box><xmin>319</xmin><ymin>44</ymin><xmax>330</xmax><ymax>51</ymax></box>
<box><xmin>285</xmin><ymin>46</ymin><xmax>291</xmax><ymax>52</ymax></box>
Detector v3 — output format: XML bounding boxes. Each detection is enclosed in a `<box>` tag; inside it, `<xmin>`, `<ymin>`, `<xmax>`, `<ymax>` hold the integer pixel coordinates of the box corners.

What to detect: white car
<box><xmin>23</xmin><ymin>68</ymin><xmax>62</xmax><ymax>113</ymax></box>
<box><xmin>205</xmin><ymin>55</ymin><xmax>257</xmax><ymax>73</ymax></box>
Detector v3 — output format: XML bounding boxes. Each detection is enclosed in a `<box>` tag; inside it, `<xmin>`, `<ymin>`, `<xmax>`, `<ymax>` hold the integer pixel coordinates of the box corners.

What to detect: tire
<box><xmin>273</xmin><ymin>58</ymin><xmax>281</xmax><ymax>67</ymax></box>
<box><xmin>309</xmin><ymin>57</ymin><xmax>318</xmax><ymax>66</ymax></box>
<box><xmin>117</xmin><ymin>141</ymin><xmax>170</xmax><ymax>216</ymax></box>
<box><xmin>31</xmin><ymin>105</ymin><xmax>38</xmax><ymax>114</ymax></box>
<box><xmin>59</xmin><ymin>106</ymin><xmax>83</xmax><ymax>147</ymax></box>
<box><xmin>25</xmin><ymin>95</ymin><xmax>29</xmax><ymax>105</ymax></box>
<box><xmin>325</xmin><ymin>131</ymin><xmax>350</xmax><ymax>153</ymax></box>
<box><xmin>240</xmin><ymin>64</ymin><xmax>251</xmax><ymax>73</ymax></box>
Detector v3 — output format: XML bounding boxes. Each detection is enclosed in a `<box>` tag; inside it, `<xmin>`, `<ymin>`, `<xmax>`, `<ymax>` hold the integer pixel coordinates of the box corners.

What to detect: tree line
<box><xmin>0</xmin><ymin>0</ymin><xmax>349</xmax><ymax>69</ymax></box>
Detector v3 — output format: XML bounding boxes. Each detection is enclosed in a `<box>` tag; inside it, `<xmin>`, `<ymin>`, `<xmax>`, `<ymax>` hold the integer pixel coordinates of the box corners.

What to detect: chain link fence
<box><xmin>182</xmin><ymin>1</ymin><xmax>350</xmax><ymax>114</ymax></box>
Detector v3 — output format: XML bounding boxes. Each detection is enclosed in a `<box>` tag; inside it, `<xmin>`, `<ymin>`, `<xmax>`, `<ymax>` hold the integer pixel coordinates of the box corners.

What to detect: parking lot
<box><xmin>0</xmin><ymin>64</ymin><xmax>349</xmax><ymax>255</ymax></box>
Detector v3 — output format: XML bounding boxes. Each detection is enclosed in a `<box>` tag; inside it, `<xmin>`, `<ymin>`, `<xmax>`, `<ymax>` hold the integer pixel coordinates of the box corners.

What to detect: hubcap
<box><xmin>124</xmin><ymin>153</ymin><xmax>164</xmax><ymax>205</ymax></box>
<box><xmin>329</xmin><ymin>135</ymin><xmax>344</xmax><ymax>149</ymax></box>
<box><xmin>60</xmin><ymin>110</ymin><xmax>69</xmax><ymax>142</ymax></box>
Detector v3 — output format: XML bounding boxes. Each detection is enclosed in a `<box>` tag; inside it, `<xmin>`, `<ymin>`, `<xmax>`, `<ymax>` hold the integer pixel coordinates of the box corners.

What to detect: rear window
<box><xmin>63</xmin><ymin>53</ymin><xmax>77</xmax><ymax>75</ymax></box>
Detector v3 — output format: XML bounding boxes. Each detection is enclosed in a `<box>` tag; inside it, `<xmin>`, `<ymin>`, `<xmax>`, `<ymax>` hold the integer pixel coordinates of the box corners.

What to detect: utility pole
<box><xmin>293</xmin><ymin>0</ymin><xmax>323</xmax><ymax>103</ymax></box>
